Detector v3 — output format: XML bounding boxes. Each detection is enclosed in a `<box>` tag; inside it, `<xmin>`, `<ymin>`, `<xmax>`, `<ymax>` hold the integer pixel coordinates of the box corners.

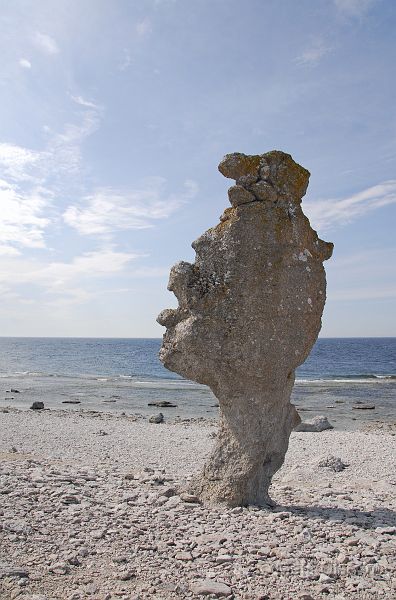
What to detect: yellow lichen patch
<box><xmin>263</xmin><ymin>151</ymin><xmax>310</xmax><ymax>199</ymax></box>
<box><xmin>235</xmin><ymin>154</ymin><xmax>261</xmax><ymax>177</ymax></box>
<box><xmin>213</xmin><ymin>207</ymin><xmax>239</xmax><ymax>235</ymax></box>
<box><xmin>218</xmin><ymin>153</ymin><xmax>261</xmax><ymax>179</ymax></box>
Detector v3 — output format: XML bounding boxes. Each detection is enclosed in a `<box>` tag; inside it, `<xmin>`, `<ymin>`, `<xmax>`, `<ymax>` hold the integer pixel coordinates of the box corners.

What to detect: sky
<box><xmin>0</xmin><ymin>0</ymin><xmax>395</xmax><ymax>338</ymax></box>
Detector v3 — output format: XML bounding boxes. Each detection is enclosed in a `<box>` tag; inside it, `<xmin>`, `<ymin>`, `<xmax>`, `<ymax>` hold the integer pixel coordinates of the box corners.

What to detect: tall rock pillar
<box><xmin>157</xmin><ymin>151</ymin><xmax>333</xmax><ymax>506</ymax></box>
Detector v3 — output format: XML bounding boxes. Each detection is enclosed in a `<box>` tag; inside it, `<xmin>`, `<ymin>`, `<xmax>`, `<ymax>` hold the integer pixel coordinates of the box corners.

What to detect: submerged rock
<box><xmin>158</xmin><ymin>150</ymin><xmax>333</xmax><ymax>507</ymax></box>
<box><xmin>148</xmin><ymin>401</ymin><xmax>178</xmax><ymax>408</ymax></box>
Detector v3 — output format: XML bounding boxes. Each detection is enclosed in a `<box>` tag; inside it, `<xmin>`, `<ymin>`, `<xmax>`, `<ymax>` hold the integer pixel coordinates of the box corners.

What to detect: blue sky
<box><xmin>0</xmin><ymin>0</ymin><xmax>395</xmax><ymax>337</ymax></box>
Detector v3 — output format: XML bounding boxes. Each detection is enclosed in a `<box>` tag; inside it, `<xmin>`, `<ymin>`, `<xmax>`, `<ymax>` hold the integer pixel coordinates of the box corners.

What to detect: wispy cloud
<box><xmin>0</xmin><ymin>97</ymin><xmax>101</xmax><ymax>185</ymax></box>
<box><xmin>63</xmin><ymin>178</ymin><xmax>198</xmax><ymax>236</ymax></box>
<box><xmin>0</xmin><ymin>248</ymin><xmax>139</xmax><ymax>305</ymax></box>
<box><xmin>19</xmin><ymin>58</ymin><xmax>31</xmax><ymax>69</ymax></box>
<box><xmin>136</xmin><ymin>17</ymin><xmax>152</xmax><ymax>37</ymax></box>
<box><xmin>0</xmin><ymin>143</ymin><xmax>43</xmax><ymax>182</ymax></box>
<box><xmin>70</xmin><ymin>95</ymin><xmax>100</xmax><ymax>110</ymax></box>
<box><xmin>296</xmin><ymin>38</ymin><xmax>332</xmax><ymax>67</ymax></box>
<box><xmin>33</xmin><ymin>32</ymin><xmax>59</xmax><ymax>55</ymax></box>
<box><xmin>304</xmin><ymin>180</ymin><xmax>396</xmax><ymax>232</ymax></box>
<box><xmin>0</xmin><ymin>96</ymin><xmax>103</xmax><ymax>255</ymax></box>
<box><xmin>42</xmin><ymin>104</ymin><xmax>101</xmax><ymax>182</ymax></box>
<box><xmin>334</xmin><ymin>0</ymin><xmax>377</xmax><ymax>18</ymax></box>
<box><xmin>0</xmin><ymin>179</ymin><xmax>51</xmax><ymax>254</ymax></box>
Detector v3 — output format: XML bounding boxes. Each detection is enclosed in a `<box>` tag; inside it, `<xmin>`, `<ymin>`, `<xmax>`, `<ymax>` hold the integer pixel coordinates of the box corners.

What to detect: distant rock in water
<box><xmin>295</xmin><ymin>415</ymin><xmax>334</xmax><ymax>432</ymax></box>
<box><xmin>10</xmin><ymin>389</ymin><xmax>20</xmax><ymax>393</ymax></box>
<box><xmin>30</xmin><ymin>401</ymin><xmax>44</xmax><ymax>410</ymax></box>
<box><xmin>158</xmin><ymin>150</ymin><xmax>333</xmax><ymax>507</ymax></box>
<box><xmin>148</xmin><ymin>401</ymin><xmax>178</xmax><ymax>408</ymax></box>
<box><xmin>62</xmin><ymin>400</ymin><xmax>81</xmax><ymax>404</ymax></box>
<box><xmin>352</xmin><ymin>404</ymin><xmax>376</xmax><ymax>410</ymax></box>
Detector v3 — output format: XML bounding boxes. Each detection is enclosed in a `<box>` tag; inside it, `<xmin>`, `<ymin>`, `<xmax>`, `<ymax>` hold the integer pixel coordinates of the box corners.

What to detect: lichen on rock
<box><xmin>157</xmin><ymin>150</ymin><xmax>333</xmax><ymax>507</ymax></box>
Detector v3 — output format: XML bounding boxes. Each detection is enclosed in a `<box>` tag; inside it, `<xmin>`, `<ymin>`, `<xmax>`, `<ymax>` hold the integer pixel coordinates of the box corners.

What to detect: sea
<box><xmin>0</xmin><ymin>337</ymin><xmax>395</xmax><ymax>430</ymax></box>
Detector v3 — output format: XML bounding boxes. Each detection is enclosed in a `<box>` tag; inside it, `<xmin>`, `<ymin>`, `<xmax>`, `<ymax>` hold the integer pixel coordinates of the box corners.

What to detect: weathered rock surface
<box><xmin>296</xmin><ymin>415</ymin><xmax>334</xmax><ymax>432</ymax></box>
<box><xmin>149</xmin><ymin>413</ymin><xmax>164</xmax><ymax>424</ymax></box>
<box><xmin>318</xmin><ymin>455</ymin><xmax>348</xmax><ymax>472</ymax></box>
<box><xmin>190</xmin><ymin>578</ymin><xmax>232</xmax><ymax>596</ymax></box>
<box><xmin>30</xmin><ymin>401</ymin><xmax>44</xmax><ymax>411</ymax></box>
<box><xmin>158</xmin><ymin>150</ymin><xmax>333</xmax><ymax>507</ymax></box>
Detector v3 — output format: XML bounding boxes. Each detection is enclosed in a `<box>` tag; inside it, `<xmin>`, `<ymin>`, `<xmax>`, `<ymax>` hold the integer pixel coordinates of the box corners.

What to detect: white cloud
<box><xmin>45</xmin><ymin>107</ymin><xmax>102</xmax><ymax>177</ymax></box>
<box><xmin>304</xmin><ymin>180</ymin><xmax>396</xmax><ymax>232</ymax></box>
<box><xmin>19</xmin><ymin>58</ymin><xmax>32</xmax><ymax>69</ymax></box>
<box><xmin>33</xmin><ymin>32</ymin><xmax>59</xmax><ymax>55</ymax></box>
<box><xmin>63</xmin><ymin>178</ymin><xmax>198</xmax><ymax>235</ymax></box>
<box><xmin>296</xmin><ymin>38</ymin><xmax>332</xmax><ymax>66</ymax></box>
<box><xmin>0</xmin><ymin>143</ymin><xmax>43</xmax><ymax>182</ymax></box>
<box><xmin>70</xmin><ymin>95</ymin><xmax>100</xmax><ymax>110</ymax></box>
<box><xmin>136</xmin><ymin>18</ymin><xmax>152</xmax><ymax>37</ymax></box>
<box><xmin>0</xmin><ymin>179</ymin><xmax>51</xmax><ymax>253</ymax></box>
<box><xmin>39</xmin><ymin>248</ymin><xmax>137</xmax><ymax>287</ymax></box>
<box><xmin>0</xmin><ymin>248</ymin><xmax>139</xmax><ymax>305</ymax></box>
<box><xmin>0</xmin><ymin>96</ymin><xmax>101</xmax><ymax>184</ymax></box>
<box><xmin>334</xmin><ymin>0</ymin><xmax>376</xmax><ymax>18</ymax></box>
<box><xmin>0</xmin><ymin>245</ymin><xmax>21</xmax><ymax>257</ymax></box>
<box><xmin>0</xmin><ymin>97</ymin><xmax>102</xmax><ymax>255</ymax></box>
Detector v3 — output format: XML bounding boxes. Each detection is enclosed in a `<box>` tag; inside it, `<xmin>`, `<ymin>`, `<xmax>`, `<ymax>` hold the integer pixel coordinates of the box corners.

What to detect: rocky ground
<box><xmin>0</xmin><ymin>408</ymin><xmax>395</xmax><ymax>600</ymax></box>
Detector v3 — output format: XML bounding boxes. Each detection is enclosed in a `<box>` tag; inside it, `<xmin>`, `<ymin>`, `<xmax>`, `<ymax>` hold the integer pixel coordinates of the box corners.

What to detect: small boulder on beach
<box><xmin>295</xmin><ymin>415</ymin><xmax>334</xmax><ymax>432</ymax></box>
<box><xmin>0</xmin><ymin>563</ymin><xmax>29</xmax><ymax>579</ymax></box>
<box><xmin>149</xmin><ymin>413</ymin><xmax>164</xmax><ymax>424</ymax></box>
<box><xmin>318</xmin><ymin>455</ymin><xmax>348</xmax><ymax>472</ymax></box>
<box><xmin>30</xmin><ymin>401</ymin><xmax>44</xmax><ymax>410</ymax></box>
<box><xmin>190</xmin><ymin>579</ymin><xmax>232</xmax><ymax>597</ymax></box>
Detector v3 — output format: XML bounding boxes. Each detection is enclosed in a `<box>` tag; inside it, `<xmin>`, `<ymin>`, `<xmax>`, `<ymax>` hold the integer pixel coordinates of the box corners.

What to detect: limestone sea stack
<box><xmin>157</xmin><ymin>151</ymin><xmax>333</xmax><ymax>507</ymax></box>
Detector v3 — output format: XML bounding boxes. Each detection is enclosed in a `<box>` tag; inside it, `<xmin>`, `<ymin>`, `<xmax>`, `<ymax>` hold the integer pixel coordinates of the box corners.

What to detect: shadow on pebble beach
<box><xmin>273</xmin><ymin>504</ymin><xmax>396</xmax><ymax>530</ymax></box>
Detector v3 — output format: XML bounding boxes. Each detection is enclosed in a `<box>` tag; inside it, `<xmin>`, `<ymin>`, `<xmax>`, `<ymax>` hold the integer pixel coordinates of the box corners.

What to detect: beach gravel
<box><xmin>0</xmin><ymin>408</ymin><xmax>395</xmax><ymax>599</ymax></box>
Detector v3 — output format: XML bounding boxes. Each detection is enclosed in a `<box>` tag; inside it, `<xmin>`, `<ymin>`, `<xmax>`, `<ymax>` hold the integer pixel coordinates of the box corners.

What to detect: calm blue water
<box><xmin>0</xmin><ymin>337</ymin><xmax>394</xmax><ymax>381</ymax></box>
<box><xmin>0</xmin><ymin>337</ymin><xmax>394</xmax><ymax>429</ymax></box>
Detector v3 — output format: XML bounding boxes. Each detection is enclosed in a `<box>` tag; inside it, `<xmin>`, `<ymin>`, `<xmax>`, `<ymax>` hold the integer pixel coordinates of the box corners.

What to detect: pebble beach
<box><xmin>0</xmin><ymin>407</ymin><xmax>395</xmax><ymax>600</ymax></box>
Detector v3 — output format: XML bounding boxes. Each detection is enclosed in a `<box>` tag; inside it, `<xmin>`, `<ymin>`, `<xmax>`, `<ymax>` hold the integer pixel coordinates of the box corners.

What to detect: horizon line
<box><xmin>0</xmin><ymin>335</ymin><xmax>394</xmax><ymax>340</ymax></box>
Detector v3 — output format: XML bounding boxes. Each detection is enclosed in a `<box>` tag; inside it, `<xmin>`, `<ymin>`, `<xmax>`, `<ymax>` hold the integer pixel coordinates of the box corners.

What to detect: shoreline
<box><xmin>1</xmin><ymin>408</ymin><xmax>395</xmax><ymax>599</ymax></box>
<box><xmin>2</xmin><ymin>373</ymin><xmax>396</xmax><ymax>431</ymax></box>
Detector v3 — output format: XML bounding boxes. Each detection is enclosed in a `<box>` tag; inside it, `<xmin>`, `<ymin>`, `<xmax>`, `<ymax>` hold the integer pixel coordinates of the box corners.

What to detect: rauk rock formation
<box><xmin>157</xmin><ymin>151</ymin><xmax>333</xmax><ymax>507</ymax></box>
